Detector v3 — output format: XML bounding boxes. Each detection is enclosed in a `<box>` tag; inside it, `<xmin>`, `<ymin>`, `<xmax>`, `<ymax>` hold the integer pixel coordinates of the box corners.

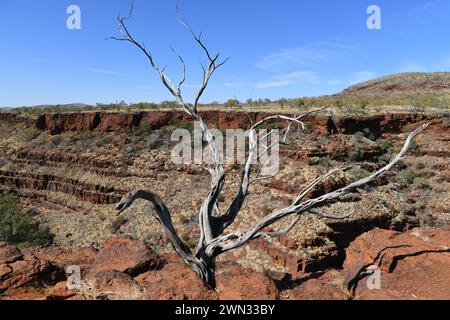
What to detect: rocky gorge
<box><xmin>0</xmin><ymin>110</ymin><xmax>449</xmax><ymax>299</ymax></box>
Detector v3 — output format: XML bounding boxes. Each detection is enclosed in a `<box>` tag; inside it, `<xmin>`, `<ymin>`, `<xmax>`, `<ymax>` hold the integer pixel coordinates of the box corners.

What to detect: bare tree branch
<box><xmin>203</xmin><ymin>123</ymin><xmax>429</xmax><ymax>257</ymax></box>
<box><xmin>113</xmin><ymin>4</ymin><xmax>430</xmax><ymax>288</ymax></box>
<box><xmin>115</xmin><ymin>190</ymin><xmax>215</xmax><ymax>285</ymax></box>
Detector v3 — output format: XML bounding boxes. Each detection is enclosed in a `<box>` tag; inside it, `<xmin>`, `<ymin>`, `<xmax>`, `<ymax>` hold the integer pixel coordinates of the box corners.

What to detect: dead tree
<box><xmin>113</xmin><ymin>7</ymin><xmax>429</xmax><ymax>288</ymax></box>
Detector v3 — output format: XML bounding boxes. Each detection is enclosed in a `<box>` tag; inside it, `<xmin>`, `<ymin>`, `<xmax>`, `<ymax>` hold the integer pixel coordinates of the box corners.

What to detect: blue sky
<box><xmin>1</xmin><ymin>0</ymin><xmax>450</xmax><ymax>107</ymax></box>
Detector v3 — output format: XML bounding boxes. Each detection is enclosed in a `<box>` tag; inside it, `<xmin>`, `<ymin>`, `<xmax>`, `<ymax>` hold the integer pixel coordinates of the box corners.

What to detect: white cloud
<box><xmin>254</xmin><ymin>71</ymin><xmax>320</xmax><ymax>89</ymax></box>
<box><xmin>254</xmin><ymin>40</ymin><xmax>363</xmax><ymax>73</ymax></box>
<box><xmin>82</xmin><ymin>67</ymin><xmax>121</xmax><ymax>75</ymax></box>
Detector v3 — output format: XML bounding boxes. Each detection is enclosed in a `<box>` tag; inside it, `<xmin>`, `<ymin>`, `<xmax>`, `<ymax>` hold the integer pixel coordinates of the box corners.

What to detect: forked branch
<box><xmin>113</xmin><ymin>4</ymin><xmax>429</xmax><ymax>288</ymax></box>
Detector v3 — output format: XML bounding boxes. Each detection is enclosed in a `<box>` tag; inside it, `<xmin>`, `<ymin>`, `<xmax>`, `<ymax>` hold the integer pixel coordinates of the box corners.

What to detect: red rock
<box><xmin>2</xmin><ymin>110</ymin><xmax>441</xmax><ymax>136</ymax></box>
<box><xmin>216</xmin><ymin>261</ymin><xmax>278</xmax><ymax>300</ymax></box>
<box><xmin>0</xmin><ymin>169</ymin><xmax>124</xmax><ymax>205</ymax></box>
<box><xmin>282</xmin><ymin>271</ymin><xmax>350</xmax><ymax>300</ymax></box>
<box><xmin>1</xmin><ymin>226</ymin><xmax>448</xmax><ymax>300</ymax></box>
<box><xmin>137</xmin><ymin>257</ymin><xmax>216</xmax><ymax>300</ymax></box>
<box><xmin>141</xmin><ymin>111</ymin><xmax>180</xmax><ymax>129</ymax></box>
<box><xmin>265</xmin><ymin>180</ymin><xmax>298</xmax><ymax>194</ymax></box>
<box><xmin>44</xmin><ymin>281</ymin><xmax>78</xmax><ymax>300</ymax></box>
<box><xmin>0</xmin><ymin>252</ymin><xmax>65</xmax><ymax>294</ymax></box>
<box><xmin>89</xmin><ymin>238</ymin><xmax>165</xmax><ymax>277</ymax></box>
<box><xmin>0</xmin><ymin>113</ymin><xmax>34</xmax><ymax>128</ymax></box>
<box><xmin>24</xmin><ymin>246</ymin><xmax>98</xmax><ymax>274</ymax></box>
<box><xmin>86</xmin><ymin>270</ymin><xmax>145</xmax><ymax>300</ymax></box>
<box><xmin>0</xmin><ymin>287</ymin><xmax>47</xmax><ymax>300</ymax></box>
<box><xmin>43</xmin><ymin>113</ymin><xmax>101</xmax><ymax>134</ymax></box>
<box><xmin>96</xmin><ymin>113</ymin><xmax>138</xmax><ymax>133</ymax></box>
<box><xmin>343</xmin><ymin>227</ymin><xmax>450</xmax><ymax>300</ymax></box>
<box><xmin>0</xmin><ymin>264</ymin><xmax>12</xmax><ymax>280</ymax></box>
<box><xmin>218</xmin><ymin>111</ymin><xmax>253</xmax><ymax>129</ymax></box>
<box><xmin>0</xmin><ymin>242</ymin><xmax>23</xmax><ymax>264</ymax></box>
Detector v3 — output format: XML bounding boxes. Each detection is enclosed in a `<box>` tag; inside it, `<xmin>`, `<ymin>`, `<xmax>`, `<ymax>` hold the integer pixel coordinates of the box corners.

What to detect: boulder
<box><xmin>343</xmin><ymin>227</ymin><xmax>450</xmax><ymax>299</ymax></box>
<box><xmin>86</xmin><ymin>270</ymin><xmax>145</xmax><ymax>300</ymax></box>
<box><xmin>281</xmin><ymin>271</ymin><xmax>350</xmax><ymax>300</ymax></box>
<box><xmin>0</xmin><ymin>251</ymin><xmax>65</xmax><ymax>294</ymax></box>
<box><xmin>0</xmin><ymin>242</ymin><xmax>23</xmax><ymax>264</ymax></box>
<box><xmin>44</xmin><ymin>281</ymin><xmax>79</xmax><ymax>300</ymax></box>
<box><xmin>216</xmin><ymin>261</ymin><xmax>278</xmax><ymax>300</ymax></box>
<box><xmin>24</xmin><ymin>246</ymin><xmax>98</xmax><ymax>274</ymax></box>
<box><xmin>89</xmin><ymin>238</ymin><xmax>165</xmax><ymax>277</ymax></box>
<box><xmin>137</xmin><ymin>255</ymin><xmax>216</xmax><ymax>300</ymax></box>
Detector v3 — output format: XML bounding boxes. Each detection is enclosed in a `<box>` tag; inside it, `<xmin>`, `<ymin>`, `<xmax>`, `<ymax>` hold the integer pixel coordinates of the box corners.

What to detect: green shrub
<box><xmin>51</xmin><ymin>135</ymin><xmax>64</xmax><ymax>146</ymax></box>
<box><xmin>134</xmin><ymin>126</ymin><xmax>163</xmax><ymax>149</ymax></box>
<box><xmin>95</xmin><ymin>135</ymin><xmax>113</xmax><ymax>147</ymax></box>
<box><xmin>261</xmin><ymin>205</ymin><xmax>272</xmax><ymax>215</ymax></box>
<box><xmin>317</xmin><ymin>156</ymin><xmax>332</xmax><ymax>168</ymax></box>
<box><xmin>378</xmin><ymin>139</ymin><xmax>395</xmax><ymax>154</ymax></box>
<box><xmin>17</xmin><ymin>126</ymin><xmax>39</xmax><ymax>142</ymax></box>
<box><xmin>341</xmin><ymin>106</ymin><xmax>367</xmax><ymax>115</ymax></box>
<box><xmin>143</xmin><ymin>137</ymin><xmax>159</xmax><ymax>150</ymax></box>
<box><xmin>120</xmin><ymin>155</ymin><xmax>134</xmax><ymax>166</ymax></box>
<box><xmin>224</xmin><ymin>99</ymin><xmax>240</xmax><ymax>108</ymax></box>
<box><xmin>171</xmin><ymin>120</ymin><xmax>194</xmax><ymax>132</ymax></box>
<box><xmin>111</xmin><ymin>216</ymin><xmax>128</xmax><ymax>233</ymax></box>
<box><xmin>395</xmin><ymin>170</ymin><xmax>417</xmax><ymax>185</ymax></box>
<box><xmin>134</xmin><ymin>124</ymin><xmax>153</xmax><ymax>136</ymax></box>
<box><xmin>160</xmin><ymin>100</ymin><xmax>177</xmax><ymax>108</ymax></box>
<box><xmin>413</xmin><ymin>177</ymin><xmax>431</xmax><ymax>189</ymax></box>
<box><xmin>68</xmin><ymin>132</ymin><xmax>95</xmax><ymax>144</ymax></box>
<box><xmin>131</xmin><ymin>102</ymin><xmax>158</xmax><ymax>110</ymax></box>
<box><xmin>349</xmin><ymin>167</ymin><xmax>370</xmax><ymax>180</ymax></box>
<box><xmin>185</xmin><ymin>238</ymin><xmax>197</xmax><ymax>249</ymax></box>
<box><xmin>410</xmin><ymin>140</ymin><xmax>419</xmax><ymax>152</ymax></box>
<box><xmin>277</xmin><ymin>98</ymin><xmax>288</xmax><ymax>108</ymax></box>
<box><xmin>295</xmin><ymin>98</ymin><xmax>306</xmax><ymax>107</ymax></box>
<box><xmin>0</xmin><ymin>194</ymin><xmax>54</xmax><ymax>248</ymax></box>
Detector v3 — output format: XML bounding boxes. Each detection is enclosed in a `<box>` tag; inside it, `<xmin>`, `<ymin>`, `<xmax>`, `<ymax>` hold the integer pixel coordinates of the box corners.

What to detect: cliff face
<box><xmin>1</xmin><ymin>110</ymin><xmax>442</xmax><ymax>136</ymax></box>
<box><xmin>0</xmin><ymin>170</ymin><xmax>123</xmax><ymax>204</ymax></box>
<box><xmin>0</xmin><ymin>112</ymin><xmax>35</xmax><ymax>127</ymax></box>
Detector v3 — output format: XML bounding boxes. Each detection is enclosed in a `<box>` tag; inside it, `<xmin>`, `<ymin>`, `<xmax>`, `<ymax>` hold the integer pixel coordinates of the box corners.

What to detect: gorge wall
<box><xmin>1</xmin><ymin>110</ymin><xmax>443</xmax><ymax>136</ymax></box>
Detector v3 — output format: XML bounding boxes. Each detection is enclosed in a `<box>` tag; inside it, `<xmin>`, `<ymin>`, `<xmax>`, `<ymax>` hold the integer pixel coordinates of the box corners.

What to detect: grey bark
<box><xmin>112</xmin><ymin>5</ymin><xmax>429</xmax><ymax>288</ymax></box>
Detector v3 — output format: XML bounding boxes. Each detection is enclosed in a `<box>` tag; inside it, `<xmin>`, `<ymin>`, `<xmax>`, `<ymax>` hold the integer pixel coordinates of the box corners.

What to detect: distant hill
<box><xmin>340</xmin><ymin>72</ymin><xmax>450</xmax><ymax>98</ymax></box>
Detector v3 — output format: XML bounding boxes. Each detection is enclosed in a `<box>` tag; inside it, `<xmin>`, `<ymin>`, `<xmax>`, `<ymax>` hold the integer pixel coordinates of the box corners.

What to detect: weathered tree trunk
<box><xmin>112</xmin><ymin>4</ymin><xmax>430</xmax><ymax>288</ymax></box>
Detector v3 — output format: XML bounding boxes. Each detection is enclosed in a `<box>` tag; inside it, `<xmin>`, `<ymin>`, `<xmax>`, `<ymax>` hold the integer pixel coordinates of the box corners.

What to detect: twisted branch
<box><xmin>112</xmin><ymin>3</ymin><xmax>430</xmax><ymax>288</ymax></box>
<box><xmin>203</xmin><ymin>123</ymin><xmax>429</xmax><ymax>256</ymax></box>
